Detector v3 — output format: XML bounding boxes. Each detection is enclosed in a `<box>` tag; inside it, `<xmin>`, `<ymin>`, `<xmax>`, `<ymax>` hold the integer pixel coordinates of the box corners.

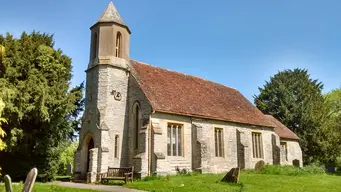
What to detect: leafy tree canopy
<box><xmin>0</xmin><ymin>98</ymin><xmax>6</xmax><ymax>151</ymax></box>
<box><xmin>325</xmin><ymin>88</ymin><xmax>341</xmax><ymax>117</ymax></box>
<box><xmin>57</xmin><ymin>141</ymin><xmax>78</xmax><ymax>175</ymax></box>
<box><xmin>324</xmin><ymin>88</ymin><xmax>341</xmax><ymax>166</ymax></box>
<box><xmin>254</xmin><ymin>68</ymin><xmax>340</xmax><ymax>165</ymax></box>
<box><xmin>0</xmin><ymin>31</ymin><xmax>84</xmax><ymax>181</ymax></box>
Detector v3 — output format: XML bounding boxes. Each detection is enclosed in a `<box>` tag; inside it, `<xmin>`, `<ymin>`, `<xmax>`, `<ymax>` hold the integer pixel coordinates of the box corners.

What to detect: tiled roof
<box><xmin>264</xmin><ymin>115</ymin><xmax>300</xmax><ymax>140</ymax></box>
<box><xmin>130</xmin><ymin>60</ymin><xmax>274</xmax><ymax>128</ymax></box>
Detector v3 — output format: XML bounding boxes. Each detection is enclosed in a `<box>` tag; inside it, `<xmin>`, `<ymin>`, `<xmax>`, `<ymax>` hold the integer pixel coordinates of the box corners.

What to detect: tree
<box><xmin>325</xmin><ymin>88</ymin><xmax>341</xmax><ymax>117</ymax></box>
<box><xmin>0</xmin><ymin>45</ymin><xmax>7</xmax><ymax>178</ymax></box>
<box><xmin>254</xmin><ymin>68</ymin><xmax>339</xmax><ymax>165</ymax></box>
<box><xmin>0</xmin><ymin>32</ymin><xmax>83</xmax><ymax>181</ymax></box>
<box><xmin>69</xmin><ymin>82</ymin><xmax>85</xmax><ymax>140</ymax></box>
<box><xmin>324</xmin><ymin>88</ymin><xmax>341</xmax><ymax>168</ymax></box>
<box><xmin>0</xmin><ymin>46</ymin><xmax>6</xmax><ymax>151</ymax></box>
<box><xmin>57</xmin><ymin>141</ymin><xmax>78</xmax><ymax>175</ymax></box>
<box><xmin>0</xmin><ymin>98</ymin><xmax>6</xmax><ymax>151</ymax></box>
<box><xmin>0</xmin><ymin>98</ymin><xmax>6</xmax><ymax>178</ymax></box>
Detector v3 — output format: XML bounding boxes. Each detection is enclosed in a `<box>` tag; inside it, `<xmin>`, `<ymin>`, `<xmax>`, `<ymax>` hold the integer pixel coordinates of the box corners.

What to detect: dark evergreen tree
<box><xmin>254</xmin><ymin>68</ymin><xmax>339</xmax><ymax>165</ymax></box>
<box><xmin>0</xmin><ymin>32</ymin><xmax>83</xmax><ymax>181</ymax></box>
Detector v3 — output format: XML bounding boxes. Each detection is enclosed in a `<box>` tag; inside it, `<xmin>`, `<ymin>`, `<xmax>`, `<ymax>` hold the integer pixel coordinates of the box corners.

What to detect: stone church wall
<box><xmin>192</xmin><ymin>118</ymin><xmax>239</xmax><ymax>173</ymax></box>
<box><xmin>239</xmin><ymin>125</ymin><xmax>276</xmax><ymax>169</ymax></box>
<box><xmin>74</xmin><ymin>66</ymin><xmax>102</xmax><ymax>180</ymax></box>
<box><xmin>151</xmin><ymin>113</ymin><xmax>193</xmax><ymax>175</ymax></box>
<box><xmin>192</xmin><ymin>119</ymin><xmax>276</xmax><ymax>172</ymax></box>
<box><xmin>280</xmin><ymin>139</ymin><xmax>303</xmax><ymax>167</ymax></box>
<box><xmin>99</xmin><ymin>63</ymin><xmax>130</xmax><ymax>169</ymax></box>
<box><xmin>149</xmin><ymin>112</ymin><xmax>279</xmax><ymax>175</ymax></box>
<box><xmin>127</xmin><ymin>75</ymin><xmax>153</xmax><ymax>177</ymax></box>
<box><xmin>75</xmin><ymin>58</ymin><xmax>131</xmax><ymax>181</ymax></box>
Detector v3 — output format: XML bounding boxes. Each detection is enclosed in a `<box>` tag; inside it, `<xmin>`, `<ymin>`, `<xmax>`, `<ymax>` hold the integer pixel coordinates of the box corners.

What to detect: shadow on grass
<box><xmin>326</xmin><ymin>172</ymin><xmax>341</xmax><ymax>176</ymax></box>
<box><xmin>96</xmin><ymin>181</ymin><xmax>125</xmax><ymax>186</ymax></box>
<box><xmin>218</xmin><ymin>181</ymin><xmax>245</xmax><ymax>192</ymax></box>
<box><xmin>55</xmin><ymin>175</ymin><xmax>72</xmax><ymax>182</ymax></box>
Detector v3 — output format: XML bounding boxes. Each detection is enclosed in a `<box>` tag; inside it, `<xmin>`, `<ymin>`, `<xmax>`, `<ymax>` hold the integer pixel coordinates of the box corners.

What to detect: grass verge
<box><xmin>247</xmin><ymin>164</ymin><xmax>326</xmax><ymax>176</ymax></box>
<box><xmin>0</xmin><ymin>183</ymin><xmax>100</xmax><ymax>192</ymax></box>
<box><xmin>125</xmin><ymin>167</ymin><xmax>340</xmax><ymax>192</ymax></box>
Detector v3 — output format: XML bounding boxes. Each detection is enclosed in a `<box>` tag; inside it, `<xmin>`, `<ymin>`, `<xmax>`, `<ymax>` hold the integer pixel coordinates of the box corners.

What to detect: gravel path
<box><xmin>54</xmin><ymin>182</ymin><xmax>144</xmax><ymax>192</ymax></box>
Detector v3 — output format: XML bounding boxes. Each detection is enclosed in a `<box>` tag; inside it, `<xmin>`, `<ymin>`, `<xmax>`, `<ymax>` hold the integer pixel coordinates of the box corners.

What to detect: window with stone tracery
<box><xmin>167</xmin><ymin>123</ymin><xmax>183</xmax><ymax>156</ymax></box>
<box><xmin>252</xmin><ymin>132</ymin><xmax>263</xmax><ymax>158</ymax></box>
<box><xmin>214</xmin><ymin>128</ymin><xmax>224</xmax><ymax>157</ymax></box>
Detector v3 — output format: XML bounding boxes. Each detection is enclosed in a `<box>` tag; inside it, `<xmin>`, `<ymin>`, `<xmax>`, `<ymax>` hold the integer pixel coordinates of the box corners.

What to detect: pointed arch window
<box><xmin>132</xmin><ymin>102</ymin><xmax>141</xmax><ymax>149</ymax></box>
<box><xmin>115</xmin><ymin>32</ymin><xmax>122</xmax><ymax>58</ymax></box>
<box><xmin>91</xmin><ymin>32</ymin><xmax>98</xmax><ymax>59</ymax></box>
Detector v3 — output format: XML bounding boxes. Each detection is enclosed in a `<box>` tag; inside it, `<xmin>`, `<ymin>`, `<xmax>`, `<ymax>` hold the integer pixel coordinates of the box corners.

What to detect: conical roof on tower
<box><xmin>91</xmin><ymin>2</ymin><xmax>131</xmax><ymax>33</ymax></box>
<box><xmin>98</xmin><ymin>2</ymin><xmax>125</xmax><ymax>25</ymax></box>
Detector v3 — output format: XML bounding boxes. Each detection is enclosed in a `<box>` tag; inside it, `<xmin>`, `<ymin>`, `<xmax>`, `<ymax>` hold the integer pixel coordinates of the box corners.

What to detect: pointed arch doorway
<box><xmin>86</xmin><ymin>137</ymin><xmax>94</xmax><ymax>173</ymax></box>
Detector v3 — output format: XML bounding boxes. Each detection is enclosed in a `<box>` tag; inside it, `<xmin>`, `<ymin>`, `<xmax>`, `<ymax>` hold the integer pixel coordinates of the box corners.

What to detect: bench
<box><xmin>99</xmin><ymin>166</ymin><xmax>134</xmax><ymax>184</ymax></box>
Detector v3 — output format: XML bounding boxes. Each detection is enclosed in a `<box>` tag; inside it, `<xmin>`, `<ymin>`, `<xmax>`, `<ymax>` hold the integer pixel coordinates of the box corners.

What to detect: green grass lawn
<box><xmin>0</xmin><ymin>183</ymin><xmax>99</xmax><ymax>192</ymax></box>
<box><xmin>1</xmin><ymin>165</ymin><xmax>339</xmax><ymax>192</ymax></box>
<box><xmin>125</xmin><ymin>172</ymin><xmax>341</xmax><ymax>192</ymax></box>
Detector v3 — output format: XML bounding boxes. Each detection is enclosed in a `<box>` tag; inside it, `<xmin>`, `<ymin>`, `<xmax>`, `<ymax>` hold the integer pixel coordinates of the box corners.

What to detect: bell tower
<box><xmin>89</xmin><ymin>2</ymin><xmax>131</xmax><ymax>63</ymax></box>
<box><xmin>75</xmin><ymin>2</ymin><xmax>131</xmax><ymax>182</ymax></box>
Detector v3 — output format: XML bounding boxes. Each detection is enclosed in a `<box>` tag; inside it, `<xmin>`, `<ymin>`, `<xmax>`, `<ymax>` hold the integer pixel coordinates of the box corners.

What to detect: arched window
<box><xmin>91</xmin><ymin>32</ymin><xmax>98</xmax><ymax>59</ymax></box>
<box><xmin>115</xmin><ymin>32</ymin><xmax>122</xmax><ymax>58</ymax></box>
<box><xmin>132</xmin><ymin>102</ymin><xmax>141</xmax><ymax>149</ymax></box>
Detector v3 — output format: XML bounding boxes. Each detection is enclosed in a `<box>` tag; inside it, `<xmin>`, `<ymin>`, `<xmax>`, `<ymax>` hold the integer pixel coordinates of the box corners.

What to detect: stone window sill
<box><xmin>167</xmin><ymin>156</ymin><xmax>186</xmax><ymax>161</ymax></box>
<box><xmin>214</xmin><ymin>156</ymin><xmax>226</xmax><ymax>160</ymax></box>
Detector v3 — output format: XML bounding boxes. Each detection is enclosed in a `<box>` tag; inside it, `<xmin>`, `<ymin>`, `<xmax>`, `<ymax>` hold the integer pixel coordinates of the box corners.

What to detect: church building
<box><xmin>74</xmin><ymin>2</ymin><xmax>303</xmax><ymax>182</ymax></box>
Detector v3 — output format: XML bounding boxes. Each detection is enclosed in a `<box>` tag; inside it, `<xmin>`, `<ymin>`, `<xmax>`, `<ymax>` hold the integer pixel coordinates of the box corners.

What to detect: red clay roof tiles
<box><xmin>130</xmin><ymin>60</ymin><xmax>274</xmax><ymax>128</ymax></box>
<box><xmin>264</xmin><ymin>115</ymin><xmax>299</xmax><ymax>140</ymax></box>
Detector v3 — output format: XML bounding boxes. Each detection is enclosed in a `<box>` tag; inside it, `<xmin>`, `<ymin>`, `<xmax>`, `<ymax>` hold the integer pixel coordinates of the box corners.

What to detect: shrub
<box><xmin>302</xmin><ymin>165</ymin><xmax>326</xmax><ymax>174</ymax></box>
<box><xmin>251</xmin><ymin>165</ymin><xmax>325</xmax><ymax>176</ymax></box>
<box><xmin>335</xmin><ymin>156</ymin><xmax>341</xmax><ymax>172</ymax></box>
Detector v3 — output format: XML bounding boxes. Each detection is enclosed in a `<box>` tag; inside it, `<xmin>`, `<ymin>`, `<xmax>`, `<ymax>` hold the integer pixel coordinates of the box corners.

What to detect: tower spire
<box><xmin>98</xmin><ymin>2</ymin><xmax>125</xmax><ymax>25</ymax></box>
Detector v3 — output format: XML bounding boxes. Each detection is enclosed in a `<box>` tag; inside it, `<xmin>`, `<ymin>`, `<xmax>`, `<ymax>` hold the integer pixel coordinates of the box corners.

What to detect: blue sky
<box><xmin>1</xmin><ymin>0</ymin><xmax>340</xmax><ymax>102</ymax></box>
